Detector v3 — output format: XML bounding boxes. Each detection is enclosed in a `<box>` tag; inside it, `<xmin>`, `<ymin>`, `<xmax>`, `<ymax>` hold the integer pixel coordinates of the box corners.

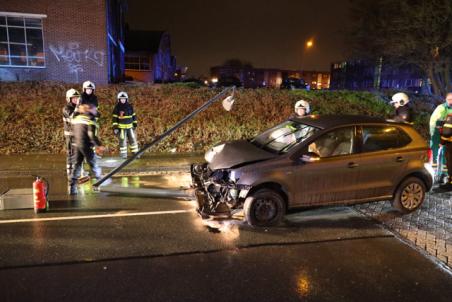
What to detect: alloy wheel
<box><xmin>401</xmin><ymin>183</ymin><xmax>423</xmax><ymax>210</ymax></box>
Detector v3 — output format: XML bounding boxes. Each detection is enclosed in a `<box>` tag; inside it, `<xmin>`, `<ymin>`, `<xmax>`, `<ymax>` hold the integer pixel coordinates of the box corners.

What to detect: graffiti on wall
<box><xmin>49</xmin><ymin>42</ymin><xmax>105</xmax><ymax>82</ymax></box>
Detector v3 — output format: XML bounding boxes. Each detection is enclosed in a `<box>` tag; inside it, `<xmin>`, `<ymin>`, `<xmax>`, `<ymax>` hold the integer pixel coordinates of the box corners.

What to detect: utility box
<box><xmin>0</xmin><ymin>188</ymin><xmax>34</xmax><ymax>210</ymax></box>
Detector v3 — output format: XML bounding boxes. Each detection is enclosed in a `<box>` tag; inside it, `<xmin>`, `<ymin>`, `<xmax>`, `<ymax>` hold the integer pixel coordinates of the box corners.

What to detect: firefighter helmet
<box><xmin>65</xmin><ymin>88</ymin><xmax>81</xmax><ymax>103</ymax></box>
<box><xmin>82</xmin><ymin>80</ymin><xmax>96</xmax><ymax>91</ymax></box>
<box><xmin>294</xmin><ymin>100</ymin><xmax>311</xmax><ymax>114</ymax></box>
<box><xmin>117</xmin><ymin>91</ymin><xmax>129</xmax><ymax>101</ymax></box>
<box><xmin>391</xmin><ymin>92</ymin><xmax>410</xmax><ymax>106</ymax></box>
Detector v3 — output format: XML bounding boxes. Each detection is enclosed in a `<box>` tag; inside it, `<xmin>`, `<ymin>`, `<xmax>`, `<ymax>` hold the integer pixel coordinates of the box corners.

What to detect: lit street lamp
<box><xmin>300</xmin><ymin>38</ymin><xmax>314</xmax><ymax>71</ymax></box>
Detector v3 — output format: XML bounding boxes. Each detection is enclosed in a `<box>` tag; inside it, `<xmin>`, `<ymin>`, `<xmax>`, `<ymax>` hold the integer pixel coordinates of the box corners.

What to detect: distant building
<box><xmin>330</xmin><ymin>59</ymin><xmax>427</xmax><ymax>93</ymax></box>
<box><xmin>210</xmin><ymin>64</ymin><xmax>330</xmax><ymax>89</ymax></box>
<box><xmin>0</xmin><ymin>0</ymin><xmax>126</xmax><ymax>84</ymax></box>
<box><xmin>124</xmin><ymin>30</ymin><xmax>176</xmax><ymax>83</ymax></box>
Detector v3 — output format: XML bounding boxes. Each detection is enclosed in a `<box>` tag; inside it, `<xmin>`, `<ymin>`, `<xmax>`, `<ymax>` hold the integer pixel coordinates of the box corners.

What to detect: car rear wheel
<box><xmin>244</xmin><ymin>188</ymin><xmax>285</xmax><ymax>227</ymax></box>
<box><xmin>392</xmin><ymin>177</ymin><xmax>426</xmax><ymax>213</ymax></box>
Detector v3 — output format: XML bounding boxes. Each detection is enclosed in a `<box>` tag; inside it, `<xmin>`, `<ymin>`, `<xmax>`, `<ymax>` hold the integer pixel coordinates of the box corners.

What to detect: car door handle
<box><xmin>396</xmin><ymin>156</ymin><xmax>405</xmax><ymax>163</ymax></box>
<box><xmin>348</xmin><ymin>162</ymin><xmax>359</xmax><ymax>168</ymax></box>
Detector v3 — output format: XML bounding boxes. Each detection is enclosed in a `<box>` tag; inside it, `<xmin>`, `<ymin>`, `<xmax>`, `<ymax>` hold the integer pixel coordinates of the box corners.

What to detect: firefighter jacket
<box><xmin>112</xmin><ymin>102</ymin><xmax>137</xmax><ymax>130</ymax></box>
<box><xmin>394</xmin><ymin>105</ymin><xmax>412</xmax><ymax>123</ymax></box>
<box><xmin>63</xmin><ymin>103</ymin><xmax>77</xmax><ymax>136</ymax></box>
<box><xmin>71</xmin><ymin>113</ymin><xmax>102</xmax><ymax>149</ymax></box>
<box><xmin>80</xmin><ymin>92</ymin><xmax>98</xmax><ymax>108</ymax></box>
<box><xmin>429</xmin><ymin>103</ymin><xmax>452</xmax><ymax>136</ymax></box>
<box><xmin>80</xmin><ymin>93</ymin><xmax>100</xmax><ymax>118</ymax></box>
<box><xmin>441</xmin><ymin>114</ymin><xmax>452</xmax><ymax>143</ymax></box>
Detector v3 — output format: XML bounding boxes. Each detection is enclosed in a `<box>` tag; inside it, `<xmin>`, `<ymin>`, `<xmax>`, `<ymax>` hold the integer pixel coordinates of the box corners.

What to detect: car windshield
<box><xmin>251</xmin><ymin>120</ymin><xmax>319</xmax><ymax>153</ymax></box>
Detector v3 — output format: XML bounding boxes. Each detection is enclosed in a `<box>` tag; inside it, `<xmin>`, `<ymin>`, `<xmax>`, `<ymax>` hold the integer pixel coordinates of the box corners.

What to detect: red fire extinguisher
<box><xmin>33</xmin><ymin>176</ymin><xmax>49</xmax><ymax>213</ymax></box>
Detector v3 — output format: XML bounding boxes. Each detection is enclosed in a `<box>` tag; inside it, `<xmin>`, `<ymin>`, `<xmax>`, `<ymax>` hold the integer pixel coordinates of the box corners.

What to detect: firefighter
<box><xmin>63</xmin><ymin>88</ymin><xmax>80</xmax><ymax>179</ymax></box>
<box><xmin>390</xmin><ymin>92</ymin><xmax>412</xmax><ymax>123</ymax></box>
<box><xmin>439</xmin><ymin>113</ymin><xmax>452</xmax><ymax>189</ymax></box>
<box><xmin>112</xmin><ymin>91</ymin><xmax>139</xmax><ymax>158</ymax></box>
<box><xmin>80</xmin><ymin>80</ymin><xmax>98</xmax><ymax>109</ymax></box>
<box><xmin>294</xmin><ymin>100</ymin><xmax>310</xmax><ymax>118</ymax></box>
<box><xmin>69</xmin><ymin>104</ymin><xmax>105</xmax><ymax>195</ymax></box>
<box><xmin>431</xmin><ymin>93</ymin><xmax>452</xmax><ymax>186</ymax></box>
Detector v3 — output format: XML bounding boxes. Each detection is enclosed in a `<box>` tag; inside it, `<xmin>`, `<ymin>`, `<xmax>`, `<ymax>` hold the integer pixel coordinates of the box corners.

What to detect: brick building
<box><xmin>0</xmin><ymin>0</ymin><xmax>126</xmax><ymax>84</ymax></box>
<box><xmin>124</xmin><ymin>30</ymin><xmax>176</xmax><ymax>83</ymax></box>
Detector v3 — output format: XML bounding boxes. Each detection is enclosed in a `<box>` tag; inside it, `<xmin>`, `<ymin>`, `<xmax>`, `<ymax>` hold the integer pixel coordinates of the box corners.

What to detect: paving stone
<box><xmin>354</xmin><ymin>191</ymin><xmax>452</xmax><ymax>268</ymax></box>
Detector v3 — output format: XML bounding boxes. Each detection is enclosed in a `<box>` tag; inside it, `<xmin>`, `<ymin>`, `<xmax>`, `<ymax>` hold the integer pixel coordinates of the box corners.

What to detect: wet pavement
<box><xmin>0</xmin><ymin>154</ymin><xmax>451</xmax><ymax>301</ymax></box>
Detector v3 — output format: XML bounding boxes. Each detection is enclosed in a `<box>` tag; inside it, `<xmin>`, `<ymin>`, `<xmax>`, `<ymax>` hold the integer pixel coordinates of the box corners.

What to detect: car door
<box><xmin>354</xmin><ymin>125</ymin><xmax>411</xmax><ymax>200</ymax></box>
<box><xmin>294</xmin><ymin>126</ymin><xmax>361</xmax><ymax>206</ymax></box>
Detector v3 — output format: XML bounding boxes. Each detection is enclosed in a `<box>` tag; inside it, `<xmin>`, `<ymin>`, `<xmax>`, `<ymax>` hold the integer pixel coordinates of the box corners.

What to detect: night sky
<box><xmin>126</xmin><ymin>0</ymin><xmax>350</xmax><ymax>77</ymax></box>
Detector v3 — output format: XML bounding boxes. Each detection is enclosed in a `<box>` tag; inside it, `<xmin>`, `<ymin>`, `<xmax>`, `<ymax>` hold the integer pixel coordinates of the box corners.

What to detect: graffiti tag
<box><xmin>49</xmin><ymin>42</ymin><xmax>105</xmax><ymax>82</ymax></box>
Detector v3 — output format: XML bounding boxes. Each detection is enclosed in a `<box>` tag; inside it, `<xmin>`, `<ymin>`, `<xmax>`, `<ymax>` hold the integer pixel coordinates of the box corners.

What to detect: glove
<box><xmin>133</xmin><ymin>125</ymin><xmax>137</xmax><ymax>130</ymax></box>
<box><xmin>113</xmin><ymin>128</ymin><xmax>119</xmax><ymax>135</ymax></box>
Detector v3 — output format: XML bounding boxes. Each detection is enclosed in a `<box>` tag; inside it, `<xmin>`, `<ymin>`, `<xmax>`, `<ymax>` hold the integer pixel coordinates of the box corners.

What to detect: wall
<box><xmin>0</xmin><ymin>0</ymin><xmax>109</xmax><ymax>84</ymax></box>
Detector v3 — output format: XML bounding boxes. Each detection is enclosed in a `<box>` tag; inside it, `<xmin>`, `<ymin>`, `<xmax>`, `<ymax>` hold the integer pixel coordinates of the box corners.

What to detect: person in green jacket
<box><xmin>429</xmin><ymin>93</ymin><xmax>452</xmax><ymax>180</ymax></box>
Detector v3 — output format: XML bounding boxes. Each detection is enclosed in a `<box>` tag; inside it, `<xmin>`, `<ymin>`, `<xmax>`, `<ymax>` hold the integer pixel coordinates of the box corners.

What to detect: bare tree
<box><xmin>348</xmin><ymin>0</ymin><xmax>452</xmax><ymax>95</ymax></box>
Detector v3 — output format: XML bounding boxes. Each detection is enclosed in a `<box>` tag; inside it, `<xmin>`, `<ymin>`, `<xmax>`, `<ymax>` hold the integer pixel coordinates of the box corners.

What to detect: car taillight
<box><xmin>426</xmin><ymin>149</ymin><xmax>433</xmax><ymax>163</ymax></box>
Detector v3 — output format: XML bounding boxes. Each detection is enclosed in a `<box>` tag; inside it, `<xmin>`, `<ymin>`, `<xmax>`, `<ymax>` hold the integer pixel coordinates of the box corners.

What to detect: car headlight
<box><xmin>204</xmin><ymin>144</ymin><xmax>225</xmax><ymax>163</ymax></box>
<box><xmin>229</xmin><ymin>170</ymin><xmax>240</xmax><ymax>182</ymax></box>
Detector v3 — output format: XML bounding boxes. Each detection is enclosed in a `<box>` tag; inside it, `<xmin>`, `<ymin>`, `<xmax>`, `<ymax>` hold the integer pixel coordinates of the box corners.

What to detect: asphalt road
<box><xmin>0</xmin><ymin>175</ymin><xmax>451</xmax><ymax>301</ymax></box>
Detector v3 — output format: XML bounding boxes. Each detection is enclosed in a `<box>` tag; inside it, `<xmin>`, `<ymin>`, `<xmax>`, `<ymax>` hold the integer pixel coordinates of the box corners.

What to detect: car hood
<box><xmin>205</xmin><ymin>140</ymin><xmax>276</xmax><ymax>170</ymax></box>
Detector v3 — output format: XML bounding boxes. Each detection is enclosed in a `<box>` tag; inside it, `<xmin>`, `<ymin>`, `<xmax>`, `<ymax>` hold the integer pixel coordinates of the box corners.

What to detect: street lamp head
<box><xmin>306</xmin><ymin>40</ymin><xmax>314</xmax><ymax>48</ymax></box>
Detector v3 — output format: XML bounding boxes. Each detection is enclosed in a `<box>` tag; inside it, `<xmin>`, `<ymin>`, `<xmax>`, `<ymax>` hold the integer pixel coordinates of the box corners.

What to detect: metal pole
<box><xmin>93</xmin><ymin>87</ymin><xmax>235</xmax><ymax>188</ymax></box>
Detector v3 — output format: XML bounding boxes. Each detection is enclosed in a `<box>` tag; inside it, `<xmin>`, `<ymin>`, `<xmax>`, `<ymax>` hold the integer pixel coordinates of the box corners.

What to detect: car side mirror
<box><xmin>301</xmin><ymin>152</ymin><xmax>321</xmax><ymax>163</ymax></box>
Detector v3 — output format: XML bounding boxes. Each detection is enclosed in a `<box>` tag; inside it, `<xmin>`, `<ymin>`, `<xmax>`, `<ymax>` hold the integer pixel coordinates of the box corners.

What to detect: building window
<box><xmin>0</xmin><ymin>14</ymin><xmax>45</xmax><ymax>67</ymax></box>
<box><xmin>125</xmin><ymin>55</ymin><xmax>150</xmax><ymax>71</ymax></box>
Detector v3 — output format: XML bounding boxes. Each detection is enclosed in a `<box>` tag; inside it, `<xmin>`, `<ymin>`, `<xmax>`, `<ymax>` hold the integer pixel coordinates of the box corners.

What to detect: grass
<box><xmin>0</xmin><ymin>82</ymin><xmax>435</xmax><ymax>154</ymax></box>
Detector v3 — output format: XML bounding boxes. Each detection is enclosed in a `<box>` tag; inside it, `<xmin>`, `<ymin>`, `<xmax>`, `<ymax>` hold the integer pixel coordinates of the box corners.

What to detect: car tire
<box><xmin>392</xmin><ymin>177</ymin><xmax>426</xmax><ymax>213</ymax></box>
<box><xmin>244</xmin><ymin>188</ymin><xmax>285</xmax><ymax>227</ymax></box>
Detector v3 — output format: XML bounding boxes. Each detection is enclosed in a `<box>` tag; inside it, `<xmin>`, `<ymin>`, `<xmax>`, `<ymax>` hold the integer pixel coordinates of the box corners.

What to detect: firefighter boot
<box><xmin>439</xmin><ymin>177</ymin><xmax>452</xmax><ymax>191</ymax></box>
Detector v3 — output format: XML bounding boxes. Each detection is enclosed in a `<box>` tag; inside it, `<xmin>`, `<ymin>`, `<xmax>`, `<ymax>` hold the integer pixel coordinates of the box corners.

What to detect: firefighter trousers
<box><xmin>431</xmin><ymin>130</ymin><xmax>447</xmax><ymax>169</ymax></box>
<box><xmin>65</xmin><ymin>135</ymin><xmax>74</xmax><ymax>179</ymax></box>
<box><xmin>118</xmin><ymin>128</ymin><xmax>139</xmax><ymax>158</ymax></box>
<box><xmin>445</xmin><ymin>143</ymin><xmax>452</xmax><ymax>181</ymax></box>
<box><xmin>70</xmin><ymin>147</ymin><xmax>101</xmax><ymax>185</ymax></box>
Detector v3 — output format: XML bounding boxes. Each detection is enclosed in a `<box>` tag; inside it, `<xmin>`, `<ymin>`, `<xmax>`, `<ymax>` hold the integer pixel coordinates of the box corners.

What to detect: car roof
<box><xmin>291</xmin><ymin>114</ymin><xmax>406</xmax><ymax>130</ymax></box>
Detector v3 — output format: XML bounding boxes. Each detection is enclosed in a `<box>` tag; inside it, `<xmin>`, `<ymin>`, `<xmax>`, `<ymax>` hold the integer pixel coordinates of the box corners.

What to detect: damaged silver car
<box><xmin>191</xmin><ymin>115</ymin><xmax>434</xmax><ymax>227</ymax></box>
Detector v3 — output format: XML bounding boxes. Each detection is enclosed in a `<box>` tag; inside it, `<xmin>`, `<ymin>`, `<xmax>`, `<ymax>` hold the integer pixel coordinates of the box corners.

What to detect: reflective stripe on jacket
<box><xmin>112</xmin><ymin>102</ymin><xmax>137</xmax><ymax>129</ymax></box>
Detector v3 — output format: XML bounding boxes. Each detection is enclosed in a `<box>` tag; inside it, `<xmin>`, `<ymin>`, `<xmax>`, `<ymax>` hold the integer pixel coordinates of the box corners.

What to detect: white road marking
<box><xmin>0</xmin><ymin>209</ymin><xmax>194</xmax><ymax>224</ymax></box>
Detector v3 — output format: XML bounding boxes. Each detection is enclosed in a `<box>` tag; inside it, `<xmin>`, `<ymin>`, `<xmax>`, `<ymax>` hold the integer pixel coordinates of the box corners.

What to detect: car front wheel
<box><xmin>244</xmin><ymin>188</ymin><xmax>285</xmax><ymax>227</ymax></box>
<box><xmin>392</xmin><ymin>177</ymin><xmax>426</xmax><ymax>213</ymax></box>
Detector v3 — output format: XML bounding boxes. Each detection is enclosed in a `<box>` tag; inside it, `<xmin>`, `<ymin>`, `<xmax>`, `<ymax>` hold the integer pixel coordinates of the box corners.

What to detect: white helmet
<box><xmin>391</xmin><ymin>92</ymin><xmax>409</xmax><ymax>106</ymax></box>
<box><xmin>117</xmin><ymin>91</ymin><xmax>128</xmax><ymax>101</ymax></box>
<box><xmin>294</xmin><ymin>100</ymin><xmax>310</xmax><ymax>114</ymax></box>
<box><xmin>82</xmin><ymin>80</ymin><xmax>96</xmax><ymax>91</ymax></box>
<box><xmin>65</xmin><ymin>88</ymin><xmax>80</xmax><ymax>103</ymax></box>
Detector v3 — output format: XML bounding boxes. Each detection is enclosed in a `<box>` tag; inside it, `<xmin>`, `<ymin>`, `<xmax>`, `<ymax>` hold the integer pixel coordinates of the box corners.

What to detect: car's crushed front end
<box><xmin>191</xmin><ymin>163</ymin><xmax>251</xmax><ymax>218</ymax></box>
<box><xmin>190</xmin><ymin>138</ymin><xmax>279</xmax><ymax>218</ymax></box>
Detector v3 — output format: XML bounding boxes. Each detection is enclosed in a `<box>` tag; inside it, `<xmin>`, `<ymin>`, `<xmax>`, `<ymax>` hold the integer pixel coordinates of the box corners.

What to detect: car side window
<box><xmin>361</xmin><ymin>126</ymin><xmax>411</xmax><ymax>153</ymax></box>
<box><xmin>308</xmin><ymin>127</ymin><xmax>355</xmax><ymax>158</ymax></box>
